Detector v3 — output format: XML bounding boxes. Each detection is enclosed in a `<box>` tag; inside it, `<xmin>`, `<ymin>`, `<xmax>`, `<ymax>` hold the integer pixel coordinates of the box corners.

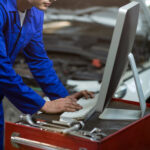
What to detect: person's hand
<box><xmin>41</xmin><ymin>97</ymin><xmax>82</xmax><ymax>114</ymax></box>
<box><xmin>67</xmin><ymin>90</ymin><xmax>94</xmax><ymax>100</ymax></box>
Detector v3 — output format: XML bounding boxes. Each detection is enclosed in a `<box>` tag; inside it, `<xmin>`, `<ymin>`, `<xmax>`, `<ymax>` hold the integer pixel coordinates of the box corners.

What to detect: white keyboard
<box><xmin>60</xmin><ymin>94</ymin><xmax>99</xmax><ymax>120</ymax></box>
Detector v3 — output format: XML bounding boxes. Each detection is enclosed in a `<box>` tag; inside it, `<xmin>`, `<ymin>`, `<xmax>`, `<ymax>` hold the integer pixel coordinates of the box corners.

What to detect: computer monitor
<box><xmin>96</xmin><ymin>1</ymin><xmax>145</xmax><ymax>119</ymax></box>
<box><xmin>60</xmin><ymin>2</ymin><xmax>146</xmax><ymax>121</ymax></box>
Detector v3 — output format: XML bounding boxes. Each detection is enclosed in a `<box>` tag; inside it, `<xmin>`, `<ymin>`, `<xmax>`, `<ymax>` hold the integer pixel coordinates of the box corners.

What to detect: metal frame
<box><xmin>99</xmin><ymin>53</ymin><xmax>146</xmax><ymax>120</ymax></box>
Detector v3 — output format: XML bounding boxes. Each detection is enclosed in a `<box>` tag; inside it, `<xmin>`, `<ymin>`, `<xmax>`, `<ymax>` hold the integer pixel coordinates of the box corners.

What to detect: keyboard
<box><xmin>60</xmin><ymin>94</ymin><xmax>99</xmax><ymax>121</ymax></box>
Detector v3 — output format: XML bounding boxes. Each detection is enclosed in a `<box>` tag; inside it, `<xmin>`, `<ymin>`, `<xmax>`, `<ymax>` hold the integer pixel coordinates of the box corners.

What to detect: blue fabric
<box><xmin>0</xmin><ymin>0</ymin><xmax>69</xmax><ymax>148</ymax></box>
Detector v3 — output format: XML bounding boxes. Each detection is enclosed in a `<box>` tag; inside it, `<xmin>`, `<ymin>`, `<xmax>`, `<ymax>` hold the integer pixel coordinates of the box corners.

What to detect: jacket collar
<box><xmin>7</xmin><ymin>0</ymin><xmax>33</xmax><ymax>17</ymax></box>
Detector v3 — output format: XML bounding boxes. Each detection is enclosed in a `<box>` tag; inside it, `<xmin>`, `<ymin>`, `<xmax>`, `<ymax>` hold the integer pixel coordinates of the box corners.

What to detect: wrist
<box><xmin>41</xmin><ymin>101</ymin><xmax>49</xmax><ymax>113</ymax></box>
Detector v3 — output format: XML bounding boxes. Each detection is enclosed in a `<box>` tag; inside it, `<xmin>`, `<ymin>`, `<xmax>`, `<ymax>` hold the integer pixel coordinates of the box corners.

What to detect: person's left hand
<box><xmin>67</xmin><ymin>90</ymin><xmax>94</xmax><ymax>100</ymax></box>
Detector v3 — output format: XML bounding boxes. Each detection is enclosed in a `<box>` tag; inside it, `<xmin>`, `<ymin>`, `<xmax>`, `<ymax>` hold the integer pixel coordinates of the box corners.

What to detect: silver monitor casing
<box><xmin>95</xmin><ymin>2</ymin><xmax>146</xmax><ymax>120</ymax></box>
<box><xmin>59</xmin><ymin>2</ymin><xmax>146</xmax><ymax>122</ymax></box>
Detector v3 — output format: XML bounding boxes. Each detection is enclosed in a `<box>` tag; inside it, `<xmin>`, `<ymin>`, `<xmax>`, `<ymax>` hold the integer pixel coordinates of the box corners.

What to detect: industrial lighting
<box><xmin>145</xmin><ymin>0</ymin><xmax>150</xmax><ymax>7</ymax></box>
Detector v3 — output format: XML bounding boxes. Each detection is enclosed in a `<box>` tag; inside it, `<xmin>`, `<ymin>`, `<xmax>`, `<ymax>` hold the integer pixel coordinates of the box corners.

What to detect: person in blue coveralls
<box><xmin>0</xmin><ymin>0</ymin><xmax>94</xmax><ymax>149</ymax></box>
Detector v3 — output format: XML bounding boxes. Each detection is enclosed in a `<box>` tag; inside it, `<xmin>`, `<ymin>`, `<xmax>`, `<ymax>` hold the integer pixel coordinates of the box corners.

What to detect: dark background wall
<box><xmin>52</xmin><ymin>0</ymin><xmax>130</xmax><ymax>9</ymax></box>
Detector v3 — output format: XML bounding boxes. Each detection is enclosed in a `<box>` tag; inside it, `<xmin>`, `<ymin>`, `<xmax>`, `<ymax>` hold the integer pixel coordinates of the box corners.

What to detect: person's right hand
<box><xmin>41</xmin><ymin>97</ymin><xmax>83</xmax><ymax>114</ymax></box>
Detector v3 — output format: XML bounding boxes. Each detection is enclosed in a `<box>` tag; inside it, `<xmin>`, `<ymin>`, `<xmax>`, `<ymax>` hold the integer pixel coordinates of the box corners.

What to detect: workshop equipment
<box><xmin>5</xmin><ymin>2</ymin><xmax>150</xmax><ymax>150</ymax></box>
<box><xmin>5</xmin><ymin>98</ymin><xmax>150</xmax><ymax>150</ymax></box>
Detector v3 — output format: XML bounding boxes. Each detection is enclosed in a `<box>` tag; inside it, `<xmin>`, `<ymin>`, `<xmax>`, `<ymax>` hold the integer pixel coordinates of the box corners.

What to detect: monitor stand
<box><xmin>99</xmin><ymin>53</ymin><xmax>146</xmax><ymax>120</ymax></box>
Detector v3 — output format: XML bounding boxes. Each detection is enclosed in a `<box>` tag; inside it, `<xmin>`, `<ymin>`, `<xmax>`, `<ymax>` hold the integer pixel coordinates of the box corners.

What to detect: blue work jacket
<box><xmin>0</xmin><ymin>0</ymin><xmax>68</xmax><ymax>149</ymax></box>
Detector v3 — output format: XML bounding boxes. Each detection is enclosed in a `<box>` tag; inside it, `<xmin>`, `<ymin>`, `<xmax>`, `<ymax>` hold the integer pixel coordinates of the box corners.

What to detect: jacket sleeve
<box><xmin>23</xmin><ymin>12</ymin><xmax>69</xmax><ymax>100</ymax></box>
<box><xmin>0</xmin><ymin>6</ymin><xmax>45</xmax><ymax>114</ymax></box>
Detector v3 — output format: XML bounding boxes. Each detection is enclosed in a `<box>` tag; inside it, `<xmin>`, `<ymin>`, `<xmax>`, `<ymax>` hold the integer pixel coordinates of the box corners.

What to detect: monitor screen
<box><xmin>96</xmin><ymin>2</ymin><xmax>140</xmax><ymax>112</ymax></box>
